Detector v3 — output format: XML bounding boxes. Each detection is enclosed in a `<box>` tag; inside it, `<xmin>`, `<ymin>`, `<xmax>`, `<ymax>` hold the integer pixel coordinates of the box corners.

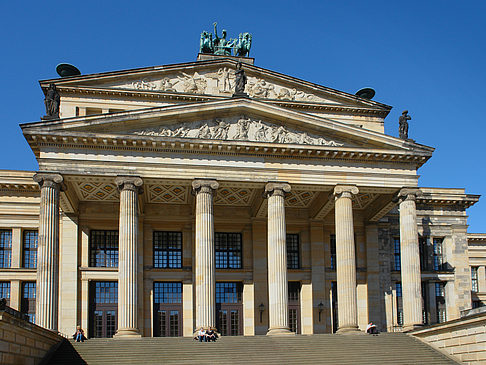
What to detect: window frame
<box><xmin>0</xmin><ymin>230</ymin><xmax>12</xmax><ymax>268</ymax></box>
<box><xmin>89</xmin><ymin>230</ymin><xmax>119</xmax><ymax>268</ymax></box>
<box><xmin>215</xmin><ymin>232</ymin><xmax>242</xmax><ymax>269</ymax></box>
<box><xmin>153</xmin><ymin>231</ymin><xmax>182</xmax><ymax>269</ymax></box>
<box><xmin>286</xmin><ymin>233</ymin><xmax>300</xmax><ymax>270</ymax></box>
<box><xmin>22</xmin><ymin>230</ymin><xmax>38</xmax><ymax>269</ymax></box>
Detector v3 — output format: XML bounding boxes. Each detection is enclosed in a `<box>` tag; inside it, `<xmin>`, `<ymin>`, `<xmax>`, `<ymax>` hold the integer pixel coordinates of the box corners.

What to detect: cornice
<box><xmin>56</xmin><ymin>85</ymin><xmax>390</xmax><ymax>117</ymax></box>
<box><xmin>0</xmin><ymin>183</ymin><xmax>39</xmax><ymax>194</ymax></box>
<box><xmin>416</xmin><ymin>195</ymin><xmax>480</xmax><ymax>209</ymax></box>
<box><xmin>24</xmin><ymin>132</ymin><xmax>432</xmax><ymax>167</ymax></box>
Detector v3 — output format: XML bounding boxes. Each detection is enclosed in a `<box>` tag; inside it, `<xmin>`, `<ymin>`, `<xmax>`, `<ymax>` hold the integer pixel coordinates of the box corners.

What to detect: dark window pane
<box><xmin>216</xmin><ymin>282</ymin><xmax>242</xmax><ymax>303</ymax></box>
<box><xmin>154</xmin><ymin>231</ymin><xmax>182</xmax><ymax>269</ymax></box>
<box><xmin>471</xmin><ymin>267</ymin><xmax>479</xmax><ymax>292</ymax></box>
<box><xmin>90</xmin><ymin>230</ymin><xmax>119</xmax><ymax>267</ymax></box>
<box><xmin>0</xmin><ymin>282</ymin><xmax>10</xmax><ymax>306</ymax></box>
<box><xmin>23</xmin><ymin>231</ymin><xmax>38</xmax><ymax>268</ymax></box>
<box><xmin>215</xmin><ymin>233</ymin><xmax>242</xmax><ymax>269</ymax></box>
<box><xmin>0</xmin><ymin>230</ymin><xmax>12</xmax><ymax>268</ymax></box>
<box><xmin>286</xmin><ymin>234</ymin><xmax>300</xmax><ymax>269</ymax></box>
<box><xmin>21</xmin><ymin>282</ymin><xmax>36</xmax><ymax>323</ymax></box>
<box><xmin>393</xmin><ymin>237</ymin><xmax>401</xmax><ymax>271</ymax></box>
<box><xmin>154</xmin><ymin>282</ymin><xmax>182</xmax><ymax>304</ymax></box>
<box><xmin>330</xmin><ymin>234</ymin><xmax>336</xmax><ymax>270</ymax></box>
<box><xmin>433</xmin><ymin>238</ymin><xmax>444</xmax><ymax>271</ymax></box>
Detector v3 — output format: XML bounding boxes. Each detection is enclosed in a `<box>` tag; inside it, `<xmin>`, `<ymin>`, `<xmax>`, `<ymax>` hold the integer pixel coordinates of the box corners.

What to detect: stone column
<box><xmin>334</xmin><ymin>185</ymin><xmax>360</xmax><ymax>333</ymax></box>
<box><xmin>33</xmin><ymin>173</ymin><xmax>63</xmax><ymax>331</ymax></box>
<box><xmin>114</xmin><ymin>176</ymin><xmax>143</xmax><ymax>337</ymax></box>
<box><xmin>265</xmin><ymin>182</ymin><xmax>293</xmax><ymax>336</ymax></box>
<box><xmin>192</xmin><ymin>179</ymin><xmax>219</xmax><ymax>330</ymax></box>
<box><xmin>398</xmin><ymin>188</ymin><xmax>423</xmax><ymax>330</ymax></box>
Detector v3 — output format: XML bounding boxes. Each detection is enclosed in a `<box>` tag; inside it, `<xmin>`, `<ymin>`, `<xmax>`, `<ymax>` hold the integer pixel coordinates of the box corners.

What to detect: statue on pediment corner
<box><xmin>43</xmin><ymin>83</ymin><xmax>60</xmax><ymax>119</ymax></box>
<box><xmin>399</xmin><ymin>110</ymin><xmax>411</xmax><ymax>139</ymax></box>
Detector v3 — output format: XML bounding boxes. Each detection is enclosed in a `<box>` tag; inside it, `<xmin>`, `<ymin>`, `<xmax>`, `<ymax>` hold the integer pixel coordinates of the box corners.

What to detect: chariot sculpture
<box><xmin>199</xmin><ymin>22</ymin><xmax>252</xmax><ymax>57</ymax></box>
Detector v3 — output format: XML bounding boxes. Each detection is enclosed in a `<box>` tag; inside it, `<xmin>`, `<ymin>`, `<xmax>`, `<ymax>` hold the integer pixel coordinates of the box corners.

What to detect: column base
<box><xmin>113</xmin><ymin>328</ymin><xmax>142</xmax><ymax>338</ymax></box>
<box><xmin>266</xmin><ymin>327</ymin><xmax>295</xmax><ymax>336</ymax></box>
<box><xmin>336</xmin><ymin>326</ymin><xmax>363</xmax><ymax>335</ymax></box>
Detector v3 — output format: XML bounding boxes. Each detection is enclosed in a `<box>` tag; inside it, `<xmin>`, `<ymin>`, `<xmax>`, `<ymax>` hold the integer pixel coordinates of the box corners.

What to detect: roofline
<box><xmin>38</xmin><ymin>58</ymin><xmax>393</xmax><ymax>112</ymax></box>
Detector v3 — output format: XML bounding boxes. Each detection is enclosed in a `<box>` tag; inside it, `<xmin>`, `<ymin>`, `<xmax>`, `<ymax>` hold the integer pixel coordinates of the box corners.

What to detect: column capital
<box><xmin>334</xmin><ymin>185</ymin><xmax>358</xmax><ymax>200</ymax></box>
<box><xmin>115</xmin><ymin>176</ymin><xmax>143</xmax><ymax>194</ymax></box>
<box><xmin>192</xmin><ymin>179</ymin><xmax>219</xmax><ymax>194</ymax></box>
<box><xmin>264</xmin><ymin>182</ymin><xmax>291</xmax><ymax>198</ymax></box>
<box><xmin>397</xmin><ymin>188</ymin><xmax>423</xmax><ymax>203</ymax></box>
<box><xmin>33</xmin><ymin>173</ymin><xmax>64</xmax><ymax>191</ymax></box>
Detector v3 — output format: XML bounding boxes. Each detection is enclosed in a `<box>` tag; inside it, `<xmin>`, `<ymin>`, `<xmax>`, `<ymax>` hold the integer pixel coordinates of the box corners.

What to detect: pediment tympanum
<box><xmin>130</xmin><ymin>116</ymin><xmax>344</xmax><ymax>147</ymax></box>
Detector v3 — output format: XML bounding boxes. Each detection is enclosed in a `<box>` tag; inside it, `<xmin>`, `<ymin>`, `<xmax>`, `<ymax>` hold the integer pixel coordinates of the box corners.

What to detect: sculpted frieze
<box><xmin>106</xmin><ymin>71</ymin><xmax>327</xmax><ymax>102</ymax></box>
<box><xmin>132</xmin><ymin>117</ymin><xmax>343</xmax><ymax>146</ymax></box>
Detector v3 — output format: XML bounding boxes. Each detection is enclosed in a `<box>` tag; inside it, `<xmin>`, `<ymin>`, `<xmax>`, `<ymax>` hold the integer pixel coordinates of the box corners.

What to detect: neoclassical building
<box><xmin>0</xmin><ymin>53</ymin><xmax>484</xmax><ymax>338</ymax></box>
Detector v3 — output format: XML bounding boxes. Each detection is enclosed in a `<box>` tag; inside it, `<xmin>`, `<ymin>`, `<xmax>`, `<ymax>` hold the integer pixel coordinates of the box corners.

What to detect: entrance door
<box><xmin>288</xmin><ymin>281</ymin><xmax>301</xmax><ymax>334</ymax></box>
<box><xmin>153</xmin><ymin>282</ymin><xmax>183</xmax><ymax>337</ymax></box>
<box><xmin>89</xmin><ymin>281</ymin><xmax>118</xmax><ymax>338</ymax></box>
<box><xmin>216</xmin><ymin>282</ymin><xmax>243</xmax><ymax>336</ymax></box>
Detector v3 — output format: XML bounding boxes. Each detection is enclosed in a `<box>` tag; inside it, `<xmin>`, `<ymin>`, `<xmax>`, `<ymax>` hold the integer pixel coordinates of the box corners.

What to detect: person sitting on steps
<box><xmin>73</xmin><ymin>325</ymin><xmax>87</xmax><ymax>342</ymax></box>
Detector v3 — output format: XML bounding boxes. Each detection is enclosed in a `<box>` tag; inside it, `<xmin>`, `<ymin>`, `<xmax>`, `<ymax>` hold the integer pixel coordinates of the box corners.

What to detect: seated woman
<box><xmin>73</xmin><ymin>325</ymin><xmax>87</xmax><ymax>342</ymax></box>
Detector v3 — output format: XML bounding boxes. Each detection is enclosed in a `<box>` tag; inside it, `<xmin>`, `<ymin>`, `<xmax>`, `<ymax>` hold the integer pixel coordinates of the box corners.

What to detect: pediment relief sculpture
<box><xmin>104</xmin><ymin>70</ymin><xmax>332</xmax><ymax>102</ymax></box>
<box><xmin>132</xmin><ymin>117</ymin><xmax>344</xmax><ymax>147</ymax></box>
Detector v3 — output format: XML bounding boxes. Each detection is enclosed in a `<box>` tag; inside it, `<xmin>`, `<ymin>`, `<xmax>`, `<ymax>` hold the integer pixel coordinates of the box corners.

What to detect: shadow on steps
<box><xmin>45</xmin><ymin>339</ymin><xmax>87</xmax><ymax>365</ymax></box>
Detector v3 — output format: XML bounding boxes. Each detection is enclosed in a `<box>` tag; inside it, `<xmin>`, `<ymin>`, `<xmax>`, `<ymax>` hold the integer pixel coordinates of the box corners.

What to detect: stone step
<box><xmin>47</xmin><ymin>334</ymin><xmax>458</xmax><ymax>365</ymax></box>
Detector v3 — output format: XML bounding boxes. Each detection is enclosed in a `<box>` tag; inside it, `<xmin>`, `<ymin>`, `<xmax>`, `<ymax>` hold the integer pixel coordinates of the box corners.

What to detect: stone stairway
<box><xmin>46</xmin><ymin>333</ymin><xmax>459</xmax><ymax>365</ymax></box>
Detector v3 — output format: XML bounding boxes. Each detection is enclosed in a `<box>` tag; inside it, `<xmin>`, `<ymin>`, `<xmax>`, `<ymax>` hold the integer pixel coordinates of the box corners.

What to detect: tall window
<box><xmin>216</xmin><ymin>282</ymin><xmax>242</xmax><ymax>303</ymax></box>
<box><xmin>419</xmin><ymin>236</ymin><xmax>428</xmax><ymax>271</ymax></box>
<box><xmin>215</xmin><ymin>233</ymin><xmax>242</xmax><ymax>269</ymax></box>
<box><xmin>21</xmin><ymin>282</ymin><xmax>36</xmax><ymax>323</ymax></box>
<box><xmin>330</xmin><ymin>234</ymin><xmax>336</xmax><ymax>270</ymax></box>
<box><xmin>23</xmin><ymin>231</ymin><xmax>38</xmax><ymax>268</ymax></box>
<box><xmin>396</xmin><ymin>282</ymin><xmax>403</xmax><ymax>326</ymax></box>
<box><xmin>0</xmin><ymin>230</ymin><xmax>12</xmax><ymax>268</ymax></box>
<box><xmin>435</xmin><ymin>282</ymin><xmax>446</xmax><ymax>323</ymax></box>
<box><xmin>0</xmin><ymin>282</ymin><xmax>10</xmax><ymax>306</ymax></box>
<box><xmin>286</xmin><ymin>234</ymin><xmax>300</xmax><ymax>269</ymax></box>
<box><xmin>153</xmin><ymin>231</ymin><xmax>182</xmax><ymax>269</ymax></box>
<box><xmin>432</xmin><ymin>238</ymin><xmax>444</xmax><ymax>271</ymax></box>
<box><xmin>89</xmin><ymin>230</ymin><xmax>118</xmax><ymax>267</ymax></box>
<box><xmin>393</xmin><ymin>237</ymin><xmax>401</xmax><ymax>271</ymax></box>
<box><xmin>471</xmin><ymin>267</ymin><xmax>479</xmax><ymax>293</ymax></box>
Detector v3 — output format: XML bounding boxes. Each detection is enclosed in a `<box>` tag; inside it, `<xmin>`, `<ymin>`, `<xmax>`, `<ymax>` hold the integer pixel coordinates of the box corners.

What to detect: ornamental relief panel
<box><xmin>73</xmin><ymin>181</ymin><xmax>119</xmax><ymax>201</ymax></box>
<box><xmin>132</xmin><ymin>116</ymin><xmax>343</xmax><ymax>147</ymax></box>
<box><xmin>145</xmin><ymin>184</ymin><xmax>189</xmax><ymax>204</ymax></box>
<box><xmin>106</xmin><ymin>69</ymin><xmax>332</xmax><ymax>102</ymax></box>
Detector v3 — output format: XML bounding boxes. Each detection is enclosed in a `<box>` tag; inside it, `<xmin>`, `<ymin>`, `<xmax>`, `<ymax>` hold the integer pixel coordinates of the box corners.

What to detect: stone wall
<box><xmin>411</xmin><ymin>309</ymin><xmax>486</xmax><ymax>364</ymax></box>
<box><xmin>0</xmin><ymin>309</ymin><xmax>62</xmax><ymax>365</ymax></box>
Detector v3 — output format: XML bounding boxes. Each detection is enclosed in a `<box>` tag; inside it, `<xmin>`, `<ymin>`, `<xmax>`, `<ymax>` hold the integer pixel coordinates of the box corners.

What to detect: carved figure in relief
<box><xmin>217</xmin><ymin>68</ymin><xmax>231</xmax><ymax>92</ymax></box>
<box><xmin>212</xmin><ymin>120</ymin><xmax>230</xmax><ymax>140</ymax></box>
<box><xmin>133</xmin><ymin>78</ymin><xmax>157</xmax><ymax>90</ymax></box>
<box><xmin>175</xmin><ymin>72</ymin><xmax>206</xmax><ymax>94</ymax></box>
<box><xmin>254</xmin><ymin>120</ymin><xmax>267</xmax><ymax>141</ymax></box>
<box><xmin>234</xmin><ymin>118</ymin><xmax>250</xmax><ymax>140</ymax></box>
<box><xmin>160</xmin><ymin>78</ymin><xmax>176</xmax><ymax>92</ymax></box>
<box><xmin>44</xmin><ymin>83</ymin><xmax>60</xmax><ymax>119</ymax></box>
<box><xmin>200</xmin><ymin>31</ymin><xmax>214</xmax><ymax>54</ymax></box>
<box><xmin>399</xmin><ymin>110</ymin><xmax>411</xmax><ymax>139</ymax></box>
<box><xmin>277</xmin><ymin>87</ymin><xmax>297</xmax><ymax>101</ymax></box>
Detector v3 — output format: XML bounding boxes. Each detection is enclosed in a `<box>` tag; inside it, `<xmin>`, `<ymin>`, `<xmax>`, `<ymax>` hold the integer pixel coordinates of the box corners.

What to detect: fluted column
<box><xmin>334</xmin><ymin>185</ymin><xmax>360</xmax><ymax>334</ymax></box>
<box><xmin>33</xmin><ymin>173</ymin><xmax>63</xmax><ymax>331</ymax></box>
<box><xmin>265</xmin><ymin>182</ymin><xmax>293</xmax><ymax>336</ymax></box>
<box><xmin>114</xmin><ymin>176</ymin><xmax>143</xmax><ymax>337</ymax></box>
<box><xmin>192</xmin><ymin>179</ymin><xmax>219</xmax><ymax>330</ymax></box>
<box><xmin>398</xmin><ymin>188</ymin><xmax>423</xmax><ymax>330</ymax></box>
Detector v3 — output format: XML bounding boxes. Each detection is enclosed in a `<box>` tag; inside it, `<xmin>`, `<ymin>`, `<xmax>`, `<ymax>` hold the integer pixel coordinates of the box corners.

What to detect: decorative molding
<box><xmin>214</xmin><ymin>187</ymin><xmax>254</xmax><ymax>206</ymax></box>
<box><xmin>133</xmin><ymin>117</ymin><xmax>343</xmax><ymax>147</ymax></box>
<box><xmin>72</xmin><ymin>180</ymin><xmax>119</xmax><ymax>201</ymax></box>
<box><xmin>285</xmin><ymin>190</ymin><xmax>318</xmax><ymax>208</ymax></box>
<box><xmin>145</xmin><ymin>184</ymin><xmax>189</xmax><ymax>204</ymax></box>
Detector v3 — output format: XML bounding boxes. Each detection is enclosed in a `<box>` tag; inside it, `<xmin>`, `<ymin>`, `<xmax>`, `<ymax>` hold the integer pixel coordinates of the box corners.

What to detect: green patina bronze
<box><xmin>199</xmin><ymin>22</ymin><xmax>252</xmax><ymax>57</ymax></box>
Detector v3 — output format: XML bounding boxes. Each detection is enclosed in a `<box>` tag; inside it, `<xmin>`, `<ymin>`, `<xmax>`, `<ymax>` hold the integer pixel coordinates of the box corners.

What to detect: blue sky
<box><xmin>1</xmin><ymin>1</ymin><xmax>484</xmax><ymax>232</ymax></box>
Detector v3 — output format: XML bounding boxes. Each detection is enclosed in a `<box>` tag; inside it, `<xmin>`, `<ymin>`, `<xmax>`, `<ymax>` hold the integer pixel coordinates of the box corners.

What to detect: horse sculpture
<box><xmin>199</xmin><ymin>31</ymin><xmax>214</xmax><ymax>54</ymax></box>
<box><xmin>234</xmin><ymin>32</ymin><xmax>252</xmax><ymax>57</ymax></box>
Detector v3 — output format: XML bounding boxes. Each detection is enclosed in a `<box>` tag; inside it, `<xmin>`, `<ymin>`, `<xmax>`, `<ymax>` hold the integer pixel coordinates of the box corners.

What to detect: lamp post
<box><xmin>318</xmin><ymin>302</ymin><xmax>324</xmax><ymax>322</ymax></box>
<box><xmin>259</xmin><ymin>303</ymin><xmax>265</xmax><ymax>323</ymax></box>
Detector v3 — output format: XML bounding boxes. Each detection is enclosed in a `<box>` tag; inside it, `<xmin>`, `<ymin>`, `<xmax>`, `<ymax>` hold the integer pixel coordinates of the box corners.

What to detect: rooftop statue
<box><xmin>399</xmin><ymin>110</ymin><xmax>411</xmax><ymax>139</ymax></box>
<box><xmin>233</xmin><ymin>61</ymin><xmax>248</xmax><ymax>97</ymax></box>
<box><xmin>199</xmin><ymin>22</ymin><xmax>252</xmax><ymax>57</ymax></box>
<box><xmin>43</xmin><ymin>83</ymin><xmax>60</xmax><ymax>120</ymax></box>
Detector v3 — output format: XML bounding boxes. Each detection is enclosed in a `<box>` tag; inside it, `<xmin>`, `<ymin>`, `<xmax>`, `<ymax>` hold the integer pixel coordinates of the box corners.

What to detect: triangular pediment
<box><xmin>21</xmin><ymin>98</ymin><xmax>433</xmax><ymax>157</ymax></box>
<box><xmin>39</xmin><ymin>58</ymin><xmax>391</xmax><ymax>113</ymax></box>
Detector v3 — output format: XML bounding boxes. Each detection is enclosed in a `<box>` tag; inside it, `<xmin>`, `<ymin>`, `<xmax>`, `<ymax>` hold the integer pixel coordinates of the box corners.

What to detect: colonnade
<box><xmin>33</xmin><ymin>173</ymin><xmax>424</xmax><ymax>335</ymax></box>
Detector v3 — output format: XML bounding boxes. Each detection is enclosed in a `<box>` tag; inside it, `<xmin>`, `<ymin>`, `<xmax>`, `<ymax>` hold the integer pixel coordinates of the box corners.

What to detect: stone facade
<box><xmin>0</xmin><ymin>55</ymin><xmax>483</xmax><ymax>339</ymax></box>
